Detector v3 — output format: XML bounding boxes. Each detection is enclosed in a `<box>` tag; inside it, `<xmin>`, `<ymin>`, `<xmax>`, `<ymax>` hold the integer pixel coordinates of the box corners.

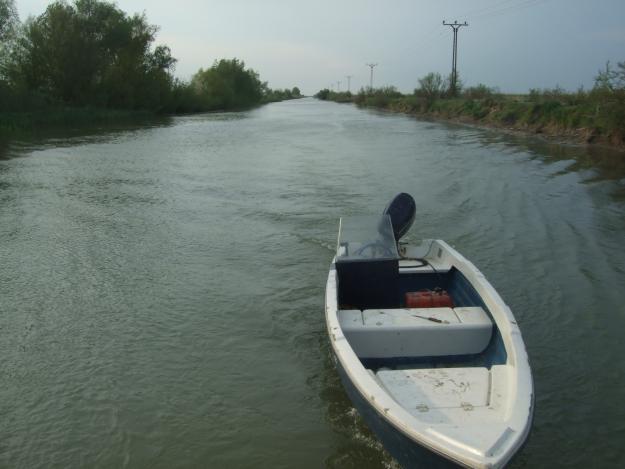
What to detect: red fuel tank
<box><xmin>405</xmin><ymin>290</ymin><xmax>454</xmax><ymax>308</ymax></box>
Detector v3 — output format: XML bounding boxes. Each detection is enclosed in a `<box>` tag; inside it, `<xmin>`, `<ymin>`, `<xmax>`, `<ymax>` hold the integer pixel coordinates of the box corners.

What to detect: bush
<box><xmin>363</xmin><ymin>86</ymin><xmax>402</xmax><ymax>108</ymax></box>
<box><xmin>414</xmin><ymin>72</ymin><xmax>444</xmax><ymax>103</ymax></box>
<box><xmin>313</xmin><ymin>89</ymin><xmax>353</xmax><ymax>103</ymax></box>
<box><xmin>353</xmin><ymin>88</ymin><xmax>367</xmax><ymax>105</ymax></box>
<box><xmin>262</xmin><ymin>86</ymin><xmax>303</xmax><ymax>103</ymax></box>
<box><xmin>463</xmin><ymin>84</ymin><xmax>498</xmax><ymax>100</ymax></box>
<box><xmin>594</xmin><ymin>60</ymin><xmax>625</xmax><ymax>92</ymax></box>
<box><xmin>190</xmin><ymin>58</ymin><xmax>263</xmax><ymax>110</ymax></box>
<box><xmin>314</xmin><ymin>88</ymin><xmax>330</xmax><ymax>100</ymax></box>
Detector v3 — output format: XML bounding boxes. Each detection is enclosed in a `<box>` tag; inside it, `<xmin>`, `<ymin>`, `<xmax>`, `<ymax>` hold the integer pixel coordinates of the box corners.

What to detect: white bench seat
<box><xmin>338</xmin><ymin>307</ymin><xmax>493</xmax><ymax>358</ymax></box>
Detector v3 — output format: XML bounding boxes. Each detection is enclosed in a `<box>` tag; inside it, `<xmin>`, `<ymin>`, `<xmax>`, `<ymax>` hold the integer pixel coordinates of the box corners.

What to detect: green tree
<box><xmin>595</xmin><ymin>60</ymin><xmax>625</xmax><ymax>92</ymax></box>
<box><xmin>315</xmin><ymin>88</ymin><xmax>330</xmax><ymax>100</ymax></box>
<box><xmin>191</xmin><ymin>58</ymin><xmax>262</xmax><ymax>110</ymax></box>
<box><xmin>0</xmin><ymin>0</ymin><xmax>18</xmax><ymax>80</ymax></box>
<box><xmin>0</xmin><ymin>0</ymin><xmax>17</xmax><ymax>42</ymax></box>
<box><xmin>8</xmin><ymin>0</ymin><xmax>176</xmax><ymax>109</ymax></box>
<box><xmin>415</xmin><ymin>72</ymin><xmax>444</xmax><ymax>103</ymax></box>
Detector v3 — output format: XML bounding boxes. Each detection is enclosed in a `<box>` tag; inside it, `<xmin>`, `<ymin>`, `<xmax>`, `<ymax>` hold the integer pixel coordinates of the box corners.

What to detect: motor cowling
<box><xmin>383</xmin><ymin>193</ymin><xmax>416</xmax><ymax>242</ymax></box>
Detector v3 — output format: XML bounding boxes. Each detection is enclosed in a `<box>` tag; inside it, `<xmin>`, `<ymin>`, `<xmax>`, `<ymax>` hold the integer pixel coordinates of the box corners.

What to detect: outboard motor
<box><xmin>383</xmin><ymin>193</ymin><xmax>416</xmax><ymax>242</ymax></box>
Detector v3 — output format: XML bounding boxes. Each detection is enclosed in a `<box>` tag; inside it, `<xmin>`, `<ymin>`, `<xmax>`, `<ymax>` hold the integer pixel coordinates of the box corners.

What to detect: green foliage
<box><xmin>463</xmin><ymin>84</ymin><xmax>499</xmax><ymax>100</ymax></box>
<box><xmin>0</xmin><ymin>0</ymin><xmax>18</xmax><ymax>42</ymax></box>
<box><xmin>314</xmin><ymin>88</ymin><xmax>352</xmax><ymax>103</ymax></box>
<box><xmin>0</xmin><ymin>0</ymin><xmax>19</xmax><ymax>81</ymax></box>
<box><xmin>315</xmin><ymin>88</ymin><xmax>330</xmax><ymax>100</ymax></box>
<box><xmin>315</xmin><ymin>64</ymin><xmax>625</xmax><ymax>146</ymax></box>
<box><xmin>261</xmin><ymin>86</ymin><xmax>303</xmax><ymax>103</ymax></box>
<box><xmin>528</xmin><ymin>86</ymin><xmax>571</xmax><ymax>104</ymax></box>
<box><xmin>175</xmin><ymin>61</ymin><xmax>299</xmax><ymax>112</ymax></box>
<box><xmin>0</xmin><ymin>106</ymin><xmax>153</xmax><ymax>134</ymax></box>
<box><xmin>0</xmin><ymin>0</ymin><xmax>284</xmax><ymax>124</ymax></box>
<box><xmin>3</xmin><ymin>0</ymin><xmax>176</xmax><ymax>111</ymax></box>
<box><xmin>332</xmin><ymin>91</ymin><xmax>353</xmax><ymax>103</ymax></box>
<box><xmin>445</xmin><ymin>72</ymin><xmax>463</xmax><ymax>97</ymax></box>
<box><xmin>317</xmin><ymin>86</ymin><xmax>403</xmax><ymax>108</ymax></box>
<box><xmin>190</xmin><ymin>59</ymin><xmax>263</xmax><ymax>110</ymax></box>
<box><xmin>414</xmin><ymin>72</ymin><xmax>469</xmax><ymax>103</ymax></box>
<box><xmin>415</xmin><ymin>72</ymin><xmax>444</xmax><ymax>103</ymax></box>
<box><xmin>594</xmin><ymin>61</ymin><xmax>625</xmax><ymax>92</ymax></box>
<box><xmin>353</xmin><ymin>87</ymin><xmax>366</xmax><ymax>104</ymax></box>
<box><xmin>366</xmin><ymin>86</ymin><xmax>402</xmax><ymax>107</ymax></box>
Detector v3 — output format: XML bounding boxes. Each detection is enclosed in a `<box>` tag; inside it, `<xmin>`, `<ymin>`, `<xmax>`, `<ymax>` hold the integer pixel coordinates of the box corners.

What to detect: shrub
<box><xmin>414</xmin><ymin>72</ymin><xmax>444</xmax><ymax>103</ymax></box>
<box><xmin>314</xmin><ymin>88</ymin><xmax>330</xmax><ymax>100</ymax></box>
<box><xmin>463</xmin><ymin>84</ymin><xmax>498</xmax><ymax>100</ymax></box>
<box><xmin>190</xmin><ymin>58</ymin><xmax>263</xmax><ymax>110</ymax></box>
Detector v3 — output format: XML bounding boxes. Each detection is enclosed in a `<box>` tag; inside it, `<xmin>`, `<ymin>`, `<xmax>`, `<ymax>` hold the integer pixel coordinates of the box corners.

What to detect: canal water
<box><xmin>1</xmin><ymin>98</ymin><xmax>624</xmax><ymax>468</ymax></box>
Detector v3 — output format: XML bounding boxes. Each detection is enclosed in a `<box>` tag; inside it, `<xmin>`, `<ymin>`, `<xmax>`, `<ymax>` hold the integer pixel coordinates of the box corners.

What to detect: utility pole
<box><xmin>365</xmin><ymin>63</ymin><xmax>378</xmax><ymax>92</ymax></box>
<box><xmin>346</xmin><ymin>75</ymin><xmax>353</xmax><ymax>93</ymax></box>
<box><xmin>442</xmin><ymin>20</ymin><xmax>468</xmax><ymax>96</ymax></box>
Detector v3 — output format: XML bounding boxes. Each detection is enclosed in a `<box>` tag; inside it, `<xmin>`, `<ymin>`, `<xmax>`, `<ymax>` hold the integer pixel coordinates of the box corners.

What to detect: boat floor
<box><xmin>371</xmin><ymin>365</ymin><xmax>509</xmax><ymax>425</ymax></box>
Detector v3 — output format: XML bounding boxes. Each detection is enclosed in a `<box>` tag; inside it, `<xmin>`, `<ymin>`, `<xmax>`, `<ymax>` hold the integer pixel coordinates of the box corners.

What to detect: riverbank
<box><xmin>317</xmin><ymin>90</ymin><xmax>625</xmax><ymax>151</ymax></box>
<box><xmin>0</xmin><ymin>108</ymin><xmax>157</xmax><ymax>136</ymax></box>
<box><xmin>0</xmin><ymin>96</ymin><xmax>305</xmax><ymax>137</ymax></box>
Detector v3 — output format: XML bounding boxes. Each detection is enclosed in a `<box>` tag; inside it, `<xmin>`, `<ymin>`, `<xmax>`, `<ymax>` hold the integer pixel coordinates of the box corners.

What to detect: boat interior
<box><xmin>337</xmin><ymin>259</ymin><xmax>507</xmax><ymax>369</ymax></box>
<box><xmin>337</xmin><ymin>258</ymin><xmax>511</xmax><ymax>426</ymax></box>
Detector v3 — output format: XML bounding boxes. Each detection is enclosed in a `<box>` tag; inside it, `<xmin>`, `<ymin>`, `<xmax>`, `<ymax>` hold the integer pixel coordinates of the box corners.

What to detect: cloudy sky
<box><xmin>13</xmin><ymin>0</ymin><xmax>625</xmax><ymax>95</ymax></box>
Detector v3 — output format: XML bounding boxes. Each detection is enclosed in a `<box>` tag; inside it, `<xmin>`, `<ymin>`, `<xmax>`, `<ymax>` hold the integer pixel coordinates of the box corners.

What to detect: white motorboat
<box><xmin>325</xmin><ymin>193</ymin><xmax>534</xmax><ymax>468</ymax></box>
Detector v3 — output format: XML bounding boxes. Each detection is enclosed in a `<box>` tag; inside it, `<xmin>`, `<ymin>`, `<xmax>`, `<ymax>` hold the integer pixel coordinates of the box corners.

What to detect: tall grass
<box><xmin>315</xmin><ymin>68</ymin><xmax>625</xmax><ymax>147</ymax></box>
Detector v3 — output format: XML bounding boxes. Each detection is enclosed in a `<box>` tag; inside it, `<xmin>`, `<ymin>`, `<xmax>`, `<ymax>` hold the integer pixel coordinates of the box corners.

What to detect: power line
<box><xmin>406</xmin><ymin>1</ymin><xmax>507</xmax><ymax>58</ymax></box>
<box><xmin>442</xmin><ymin>20</ymin><xmax>469</xmax><ymax>95</ymax></box>
<box><xmin>409</xmin><ymin>1</ymin><xmax>549</xmax><ymax>61</ymax></box>
<box><xmin>469</xmin><ymin>0</ymin><xmax>550</xmax><ymax>21</ymax></box>
<box><xmin>365</xmin><ymin>63</ymin><xmax>378</xmax><ymax>91</ymax></box>
<box><xmin>458</xmin><ymin>0</ymin><xmax>520</xmax><ymax>19</ymax></box>
<box><xmin>408</xmin><ymin>1</ymin><xmax>510</xmax><ymax>51</ymax></box>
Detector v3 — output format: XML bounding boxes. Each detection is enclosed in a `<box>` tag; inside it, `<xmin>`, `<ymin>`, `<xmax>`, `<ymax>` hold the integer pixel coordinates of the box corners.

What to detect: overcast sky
<box><xmin>14</xmin><ymin>0</ymin><xmax>625</xmax><ymax>94</ymax></box>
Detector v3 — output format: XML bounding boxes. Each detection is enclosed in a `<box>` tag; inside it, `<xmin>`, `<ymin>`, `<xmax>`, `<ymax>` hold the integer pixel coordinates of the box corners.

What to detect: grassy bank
<box><xmin>316</xmin><ymin>81</ymin><xmax>625</xmax><ymax>149</ymax></box>
<box><xmin>0</xmin><ymin>96</ymin><xmax>304</xmax><ymax>136</ymax></box>
<box><xmin>0</xmin><ymin>107</ymin><xmax>159</xmax><ymax>135</ymax></box>
<box><xmin>0</xmin><ymin>89</ymin><xmax>305</xmax><ymax>136</ymax></box>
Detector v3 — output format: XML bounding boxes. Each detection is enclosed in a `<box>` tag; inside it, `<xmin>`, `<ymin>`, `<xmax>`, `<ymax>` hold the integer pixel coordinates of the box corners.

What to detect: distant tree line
<box><xmin>0</xmin><ymin>0</ymin><xmax>301</xmax><ymax>120</ymax></box>
<box><xmin>263</xmin><ymin>86</ymin><xmax>301</xmax><ymax>103</ymax></box>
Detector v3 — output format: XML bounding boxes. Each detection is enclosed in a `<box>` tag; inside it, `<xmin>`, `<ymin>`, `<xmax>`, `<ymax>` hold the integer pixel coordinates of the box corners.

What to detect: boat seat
<box><xmin>338</xmin><ymin>307</ymin><xmax>493</xmax><ymax>359</ymax></box>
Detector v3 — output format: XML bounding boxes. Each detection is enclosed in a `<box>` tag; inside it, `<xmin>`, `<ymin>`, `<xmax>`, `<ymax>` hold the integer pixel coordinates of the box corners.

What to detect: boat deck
<box><xmin>371</xmin><ymin>366</ymin><xmax>509</xmax><ymax>425</ymax></box>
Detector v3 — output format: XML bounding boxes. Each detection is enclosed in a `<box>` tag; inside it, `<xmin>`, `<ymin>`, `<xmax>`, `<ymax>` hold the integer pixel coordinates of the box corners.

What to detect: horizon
<box><xmin>13</xmin><ymin>0</ymin><xmax>625</xmax><ymax>95</ymax></box>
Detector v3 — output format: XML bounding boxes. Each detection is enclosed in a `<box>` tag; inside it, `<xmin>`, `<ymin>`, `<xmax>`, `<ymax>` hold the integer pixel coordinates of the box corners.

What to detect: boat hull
<box><xmin>335</xmin><ymin>357</ymin><xmax>460</xmax><ymax>468</ymax></box>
